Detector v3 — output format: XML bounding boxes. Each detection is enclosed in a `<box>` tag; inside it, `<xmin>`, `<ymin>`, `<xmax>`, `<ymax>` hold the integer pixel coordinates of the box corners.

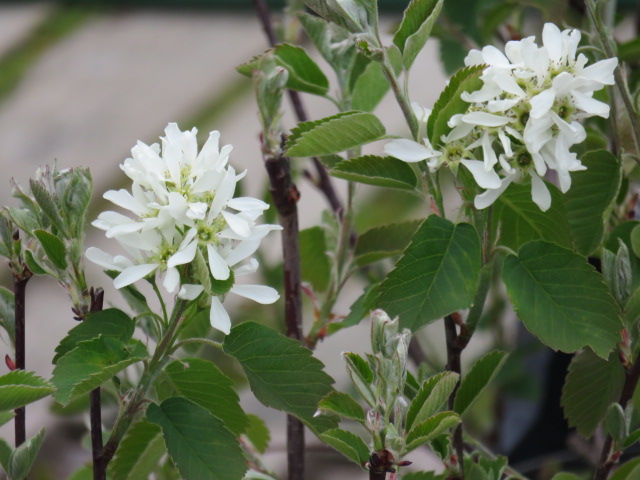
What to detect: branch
<box><xmin>88</xmin><ymin>288</ymin><xmax>105</xmax><ymax>480</ymax></box>
<box><xmin>445</xmin><ymin>314</ymin><xmax>464</xmax><ymax>477</ymax></box>
<box><xmin>264</xmin><ymin>140</ymin><xmax>306</xmax><ymax>480</ymax></box>
<box><xmin>252</xmin><ymin>0</ymin><xmax>344</xmax><ymax>218</ymax></box>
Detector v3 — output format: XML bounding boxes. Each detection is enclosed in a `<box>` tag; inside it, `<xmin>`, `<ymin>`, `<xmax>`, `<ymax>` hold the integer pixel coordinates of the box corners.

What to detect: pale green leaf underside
<box><xmin>406</xmin><ymin>371</ymin><xmax>459</xmax><ymax>431</ymax></box>
<box><xmin>318</xmin><ymin>391</ymin><xmax>366</xmax><ymax>423</ymax></box>
<box><xmin>377</xmin><ymin>215</ymin><xmax>481</xmax><ymax>332</ymax></box>
<box><xmin>286</xmin><ymin>111</ymin><xmax>386</xmax><ymax>157</ymax></box>
<box><xmin>330</xmin><ymin>155</ymin><xmax>418</xmax><ymax>190</ymax></box>
<box><xmin>454</xmin><ymin>351</ymin><xmax>508</xmax><ymax>416</ymax></box>
<box><xmin>405</xmin><ymin>411</ymin><xmax>460</xmax><ymax>453</ymax></box>
<box><xmin>393</xmin><ymin>0</ymin><xmax>443</xmax><ymax>69</ymax></box>
<box><xmin>0</xmin><ymin>370</ymin><xmax>55</xmax><ymax>411</ymax></box>
<box><xmin>319</xmin><ymin>428</ymin><xmax>370</xmax><ymax>466</ymax></box>
<box><xmin>223</xmin><ymin>321</ymin><xmax>337</xmax><ymax>435</ymax></box>
<box><xmin>147</xmin><ymin>397</ymin><xmax>246</xmax><ymax>480</ymax></box>
<box><xmin>503</xmin><ymin>241</ymin><xmax>622</xmax><ymax>358</ymax></box>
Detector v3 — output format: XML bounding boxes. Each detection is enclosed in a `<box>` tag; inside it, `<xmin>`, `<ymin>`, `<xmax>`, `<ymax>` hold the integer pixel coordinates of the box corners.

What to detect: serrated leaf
<box><xmin>147</xmin><ymin>397</ymin><xmax>246</xmax><ymax>480</ymax></box>
<box><xmin>244</xmin><ymin>414</ymin><xmax>270</xmax><ymax>454</ymax></box>
<box><xmin>9</xmin><ymin>428</ymin><xmax>45</xmax><ymax>480</ymax></box>
<box><xmin>427</xmin><ymin>65</ymin><xmax>483</xmax><ymax>147</ymax></box>
<box><xmin>564</xmin><ymin>150</ymin><xmax>621</xmax><ymax>255</ymax></box>
<box><xmin>0</xmin><ymin>440</ymin><xmax>11</xmax><ymax>475</ymax></box>
<box><xmin>0</xmin><ymin>286</ymin><xmax>15</xmax><ymax>345</ymax></box>
<box><xmin>393</xmin><ymin>0</ymin><xmax>444</xmax><ymax>69</ymax></box>
<box><xmin>300</xmin><ymin>226</ymin><xmax>331</xmax><ymax>292</ymax></box>
<box><xmin>454</xmin><ymin>351</ymin><xmax>508</xmax><ymax>416</ymax></box>
<box><xmin>161</xmin><ymin>358</ymin><xmax>247</xmax><ymax>435</ymax></box>
<box><xmin>286</xmin><ymin>111</ymin><xmax>385</xmax><ymax>157</ymax></box>
<box><xmin>377</xmin><ymin>215</ymin><xmax>481</xmax><ymax>332</ymax></box>
<box><xmin>305</xmin><ymin>0</ymin><xmax>370</xmax><ymax>33</ymax></box>
<box><xmin>319</xmin><ymin>428</ymin><xmax>370</xmax><ymax>465</ymax></box>
<box><xmin>110</xmin><ymin>421</ymin><xmax>165</xmax><ymax>480</ymax></box>
<box><xmin>298</xmin><ymin>12</ymin><xmax>355</xmax><ymax>72</ymax></box>
<box><xmin>561</xmin><ymin>349</ymin><xmax>625</xmax><ymax>438</ymax></box>
<box><xmin>0</xmin><ymin>370</ymin><xmax>55</xmax><ymax>411</ymax></box>
<box><xmin>493</xmin><ymin>182</ymin><xmax>572</xmax><ymax>251</ymax></box>
<box><xmin>355</xmin><ymin>220</ymin><xmax>422</xmax><ymax>266</ymax></box>
<box><xmin>330</xmin><ymin>155</ymin><xmax>417</xmax><ymax>190</ymax></box>
<box><xmin>504</xmin><ymin>241</ymin><xmax>622</xmax><ymax>357</ymax></box>
<box><xmin>351</xmin><ymin>61</ymin><xmax>390</xmax><ymax>112</ymax></box>
<box><xmin>405</xmin><ymin>411</ymin><xmax>460</xmax><ymax>452</ymax></box>
<box><xmin>33</xmin><ymin>229</ymin><xmax>67</xmax><ymax>270</ymax></box>
<box><xmin>0</xmin><ymin>411</ymin><xmax>14</xmax><ymax>428</ymax></box>
<box><xmin>406</xmin><ymin>371</ymin><xmax>459</xmax><ymax>431</ymax></box>
<box><xmin>318</xmin><ymin>391</ymin><xmax>366</xmax><ymax>423</ymax></box>
<box><xmin>52</xmin><ymin>337</ymin><xmax>147</xmax><ymax>406</ymax></box>
<box><xmin>54</xmin><ymin>308</ymin><xmax>135</xmax><ymax>363</ymax></box>
<box><xmin>610</xmin><ymin>458</ymin><xmax>640</xmax><ymax>480</ymax></box>
<box><xmin>223</xmin><ymin>321</ymin><xmax>336</xmax><ymax>435</ymax></box>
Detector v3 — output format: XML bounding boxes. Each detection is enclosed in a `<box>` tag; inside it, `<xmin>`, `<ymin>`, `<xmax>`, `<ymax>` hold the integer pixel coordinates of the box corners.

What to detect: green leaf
<box><xmin>0</xmin><ymin>370</ymin><xmax>55</xmax><ymax>411</ymax></box>
<box><xmin>161</xmin><ymin>358</ymin><xmax>247</xmax><ymax>435</ymax></box>
<box><xmin>561</xmin><ymin>349</ymin><xmax>625</xmax><ymax>438</ymax></box>
<box><xmin>318</xmin><ymin>391</ymin><xmax>366</xmax><ymax>423</ymax></box>
<box><xmin>109</xmin><ymin>421</ymin><xmax>165</xmax><ymax>480</ymax></box>
<box><xmin>244</xmin><ymin>414</ymin><xmax>270</xmax><ymax>454</ymax></box>
<box><xmin>52</xmin><ymin>337</ymin><xmax>147</xmax><ymax>406</ymax></box>
<box><xmin>503</xmin><ymin>241</ymin><xmax>622</xmax><ymax>358</ymax></box>
<box><xmin>300</xmin><ymin>227</ymin><xmax>331</xmax><ymax>292</ymax></box>
<box><xmin>405</xmin><ymin>411</ymin><xmax>460</xmax><ymax>452</ymax></box>
<box><xmin>427</xmin><ymin>65</ymin><xmax>483</xmax><ymax>148</ymax></box>
<box><xmin>564</xmin><ymin>150</ymin><xmax>621</xmax><ymax>255</ymax></box>
<box><xmin>344</xmin><ymin>352</ymin><xmax>376</xmax><ymax>407</ymax></box>
<box><xmin>7</xmin><ymin>208</ymin><xmax>39</xmax><ymax>235</ymax></box>
<box><xmin>23</xmin><ymin>249</ymin><xmax>48</xmax><ymax>276</ymax></box>
<box><xmin>67</xmin><ymin>466</ymin><xmax>93</xmax><ymax>480</ymax></box>
<box><xmin>611</xmin><ymin>458</ymin><xmax>640</xmax><ymax>480</ymax></box>
<box><xmin>0</xmin><ymin>411</ymin><xmax>14</xmax><ymax>428</ymax></box>
<box><xmin>551</xmin><ymin>474</ymin><xmax>581</xmax><ymax>480</ymax></box>
<box><xmin>607</xmin><ymin>221</ymin><xmax>640</xmax><ymax>291</ymax></box>
<box><xmin>377</xmin><ymin>215</ymin><xmax>481</xmax><ymax>331</ymax></box>
<box><xmin>297</xmin><ymin>12</ymin><xmax>355</xmax><ymax>73</ymax></box>
<box><xmin>0</xmin><ymin>286</ymin><xmax>15</xmax><ymax>345</ymax></box>
<box><xmin>8</xmin><ymin>428</ymin><xmax>45</xmax><ymax>480</ymax></box>
<box><xmin>605</xmin><ymin>403</ymin><xmax>627</xmax><ymax>448</ymax></box>
<box><xmin>223</xmin><ymin>321</ymin><xmax>337</xmax><ymax>435</ymax></box>
<box><xmin>406</xmin><ymin>371</ymin><xmax>459</xmax><ymax>431</ymax></box>
<box><xmin>453</xmin><ymin>351</ymin><xmax>508</xmax><ymax>416</ymax></box>
<box><xmin>305</xmin><ymin>0</ymin><xmax>370</xmax><ymax>33</ymax></box>
<box><xmin>272</xmin><ymin>43</ymin><xmax>329</xmax><ymax>96</ymax></box>
<box><xmin>29</xmin><ymin>179</ymin><xmax>65</xmax><ymax>234</ymax></box>
<box><xmin>493</xmin><ymin>182</ymin><xmax>572</xmax><ymax>251</ymax></box>
<box><xmin>147</xmin><ymin>397</ymin><xmax>246</xmax><ymax>480</ymax></box>
<box><xmin>0</xmin><ymin>440</ymin><xmax>10</xmax><ymax>474</ymax></box>
<box><xmin>33</xmin><ymin>229</ymin><xmax>67</xmax><ymax>270</ymax></box>
<box><xmin>355</xmin><ymin>220</ymin><xmax>423</xmax><ymax>266</ymax></box>
<box><xmin>54</xmin><ymin>308</ymin><xmax>135</xmax><ymax>363</ymax></box>
<box><xmin>286</xmin><ymin>111</ymin><xmax>386</xmax><ymax>157</ymax></box>
<box><xmin>393</xmin><ymin>0</ymin><xmax>444</xmax><ymax>69</ymax></box>
<box><xmin>350</xmin><ymin>61</ymin><xmax>390</xmax><ymax>112</ymax></box>
<box><xmin>330</xmin><ymin>155</ymin><xmax>418</xmax><ymax>190</ymax></box>
<box><xmin>319</xmin><ymin>428</ymin><xmax>370</xmax><ymax>465</ymax></box>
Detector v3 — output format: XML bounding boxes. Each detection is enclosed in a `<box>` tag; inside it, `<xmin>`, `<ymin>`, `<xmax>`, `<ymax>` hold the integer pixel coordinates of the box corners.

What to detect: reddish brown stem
<box><xmin>13</xmin><ymin>274</ymin><xmax>29</xmax><ymax>447</ymax></box>
<box><xmin>445</xmin><ymin>314</ymin><xmax>464</xmax><ymax>478</ymax></box>
<box><xmin>89</xmin><ymin>288</ymin><xmax>105</xmax><ymax>480</ymax></box>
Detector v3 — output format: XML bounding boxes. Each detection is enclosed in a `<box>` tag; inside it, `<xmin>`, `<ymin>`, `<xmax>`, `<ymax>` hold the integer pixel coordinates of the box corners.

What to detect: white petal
<box><xmin>581</xmin><ymin>57</ymin><xmax>617</xmax><ymax>86</ymax></box>
<box><xmin>530</xmin><ymin>173</ymin><xmax>552</xmax><ymax>211</ymax></box>
<box><xmin>572</xmin><ymin>90</ymin><xmax>610</xmax><ymax>118</ymax></box>
<box><xmin>103</xmin><ymin>189</ymin><xmax>148</xmax><ymax>216</ymax></box>
<box><xmin>113</xmin><ymin>263</ymin><xmax>158</xmax><ymax>289</ymax></box>
<box><xmin>163</xmin><ymin>267</ymin><xmax>180</xmax><ymax>293</ymax></box>
<box><xmin>208</xmin><ymin>244</ymin><xmax>231</xmax><ymax>280</ymax></box>
<box><xmin>460</xmin><ymin>159</ymin><xmax>502</xmax><ymax>189</ymax></box>
<box><xmin>167</xmin><ymin>239</ymin><xmax>197</xmax><ymax>268</ymax></box>
<box><xmin>384</xmin><ymin>139</ymin><xmax>438</xmax><ymax>162</ymax></box>
<box><xmin>227</xmin><ymin>197</ymin><xmax>269</xmax><ymax>212</ymax></box>
<box><xmin>179</xmin><ymin>284</ymin><xmax>204</xmax><ymax>300</ymax></box>
<box><xmin>208</xmin><ymin>168</ymin><xmax>237</xmax><ymax>220</ymax></box>
<box><xmin>234</xmin><ymin>258</ymin><xmax>259</xmax><ymax>276</ymax></box>
<box><xmin>474</xmin><ymin>175</ymin><xmax>514</xmax><ymax>209</ymax></box>
<box><xmin>462</xmin><ymin>111</ymin><xmax>510</xmax><ymax>127</ymax></box>
<box><xmin>230</xmin><ymin>285</ymin><xmax>280</xmax><ymax>304</ymax></box>
<box><xmin>226</xmin><ymin>239</ymin><xmax>261</xmax><ymax>267</ymax></box>
<box><xmin>210</xmin><ymin>296</ymin><xmax>231</xmax><ymax>335</ymax></box>
<box><xmin>222</xmin><ymin>211</ymin><xmax>251</xmax><ymax>237</ymax></box>
<box><xmin>530</xmin><ymin>89</ymin><xmax>555</xmax><ymax>119</ymax></box>
<box><xmin>482</xmin><ymin>45</ymin><xmax>510</xmax><ymax>66</ymax></box>
<box><xmin>543</xmin><ymin>23</ymin><xmax>563</xmax><ymax>62</ymax></box>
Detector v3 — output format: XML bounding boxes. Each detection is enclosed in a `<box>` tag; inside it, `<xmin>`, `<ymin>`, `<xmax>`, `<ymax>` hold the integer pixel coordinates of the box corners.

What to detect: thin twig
<box><xmin>263</xmin><ymin>138</ymin><xmax>306</xmax><ymax>480</ymax></box>
<box><xmin>252</xmin><ymin>0</ymin><xmax>344</xmax><ymax>218</ymax></box>
<box><xmin>89</xmin><ymin>288</ymin><xmax>105</xmax><ymax>480</ymax></box>
<box><xmin>13</xmin><ymin>274</ymin><xmax>29</xmax><ymax>447</ymax></box>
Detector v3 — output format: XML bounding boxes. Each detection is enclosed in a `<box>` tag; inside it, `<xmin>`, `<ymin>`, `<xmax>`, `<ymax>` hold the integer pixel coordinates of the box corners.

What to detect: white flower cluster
<box><xmin>385</xmin><ymin>23</ymin><xmax>618</xmax><ymax>211</ymax></box>
<box><xmin>87</xmin><ymin>123</ymin><xmax>281</xmax><ymax>334</ymax></box>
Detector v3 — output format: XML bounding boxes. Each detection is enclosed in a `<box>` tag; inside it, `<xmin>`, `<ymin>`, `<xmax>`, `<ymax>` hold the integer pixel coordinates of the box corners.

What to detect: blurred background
<box><xmin>0</xmin><ymin>1</ymin><xmax>639</xmax><ymax>479</ymax></box>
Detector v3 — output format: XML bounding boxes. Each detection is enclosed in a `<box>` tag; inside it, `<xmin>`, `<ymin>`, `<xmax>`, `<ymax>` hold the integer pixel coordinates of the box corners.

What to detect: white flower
<box><xmin>88</xmin><ymin>123</ymin><xmax>281</xmax><ymax>334</ymax></box>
